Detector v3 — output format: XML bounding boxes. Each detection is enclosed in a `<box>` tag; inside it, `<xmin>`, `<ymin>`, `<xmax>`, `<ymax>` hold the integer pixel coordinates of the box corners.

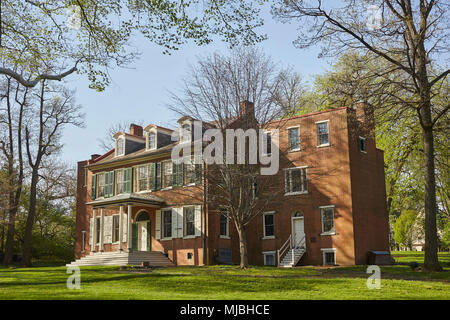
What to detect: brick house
<box><xmin>68</xmin><ymin>102</ymin><xmax>390</xmax><ymax>267</ymax></box>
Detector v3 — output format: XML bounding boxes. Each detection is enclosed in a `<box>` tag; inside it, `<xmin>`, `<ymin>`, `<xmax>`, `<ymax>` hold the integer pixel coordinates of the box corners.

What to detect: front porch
<box><xmin>71</xmin><ymin>193</ymin><xmax>172</xmax><ymax>266</ymax></box>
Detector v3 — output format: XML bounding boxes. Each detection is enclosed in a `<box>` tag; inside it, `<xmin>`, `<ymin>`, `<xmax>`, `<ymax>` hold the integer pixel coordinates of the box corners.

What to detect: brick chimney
<box><xmin>90</xmin><ymin>154</ymin><xmax>100</xmax><ymax>161</ymax></box>
<box><xmin>129</xmin><ymin>123</ymin><xmax>143</xmax><ymax>137</ymax></box>
<box><xmin>239</xmin><ymin>100</ymin><xmax>255</xmax><ymax>118</ymax></box>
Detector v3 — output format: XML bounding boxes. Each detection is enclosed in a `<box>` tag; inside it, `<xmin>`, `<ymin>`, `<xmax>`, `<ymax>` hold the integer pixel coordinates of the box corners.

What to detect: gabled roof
<box><xmin>86</xmin><ymin>193</ymin><xmax>165</xmax><ymax>207</ymax></box>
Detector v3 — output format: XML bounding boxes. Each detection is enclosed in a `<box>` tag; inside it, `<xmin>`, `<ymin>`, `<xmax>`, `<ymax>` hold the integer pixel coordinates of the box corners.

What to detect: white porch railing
<box><xmin>277</xmin><ymin>234</ymin><xmax>306</xmax><ymax>266</ymax></box>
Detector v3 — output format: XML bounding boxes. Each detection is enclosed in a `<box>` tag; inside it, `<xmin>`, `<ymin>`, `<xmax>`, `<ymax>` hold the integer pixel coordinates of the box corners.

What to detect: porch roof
<box><xmin>86</xmin><ymin>193</ymin><xmax>166</xmax><ymax>208</ymax></box>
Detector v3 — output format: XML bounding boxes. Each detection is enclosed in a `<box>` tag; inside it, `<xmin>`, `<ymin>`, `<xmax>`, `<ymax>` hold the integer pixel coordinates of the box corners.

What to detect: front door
<box><xmin>292</xmin><ymin>218</ymin><xmax>305</xmax><ymax>248</ymax></box>
<box><xmin>138</xmin><ymin>221</ymin><xmax>148</xmax><ymax>251</ymax></box>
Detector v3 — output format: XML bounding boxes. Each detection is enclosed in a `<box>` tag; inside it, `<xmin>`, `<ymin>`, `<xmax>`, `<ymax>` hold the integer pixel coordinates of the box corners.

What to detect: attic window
<box><xmin>181</xmin><ymin>123</ymin><xmax>191</xmax><ymax>143</ymax></box>
<box><xmin>148</xmin><ymin>132</ymin><xmax>156</xmax><ymax>150</ymax></box>
<box><xmin>116</xmin><ymin>137</ymin><xmax>125</xmax><ymax>156</ymax></box>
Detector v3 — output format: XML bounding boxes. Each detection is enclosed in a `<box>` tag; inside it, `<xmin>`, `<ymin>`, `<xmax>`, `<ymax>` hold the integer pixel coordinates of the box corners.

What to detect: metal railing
<box><xmin>277</xmin><ymin>234</ymin><xmax>306</xmax><ymax>266</ymax></box>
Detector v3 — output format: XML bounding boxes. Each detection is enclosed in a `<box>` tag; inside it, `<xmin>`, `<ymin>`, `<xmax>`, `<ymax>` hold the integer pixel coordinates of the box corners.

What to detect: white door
<box><xmin>292</xmin><ymin>218</ymin><xmax>305</xmax><ymax>248</ymax></box>
<box><xmin>138</xmin><ymin>222</ymin><xmax>147</xmax><ymax>251</ymax></box>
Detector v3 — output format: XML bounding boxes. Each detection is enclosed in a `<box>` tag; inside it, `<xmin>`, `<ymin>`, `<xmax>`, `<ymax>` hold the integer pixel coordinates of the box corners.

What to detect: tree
<box><xmin>0</xmin><ymin>0</ymin><xmax>266</xmax><ymax>91</ymax></box>
<box><xmin>169</xmin><ymin>47</ymin><xmax>304</xmax><ymax>268</ymax></box>
<box><xmin>393</xmin><ymin>210</ymin><xmax>419</xmax><ymax>250</ymax></box>
<box><xmin>272</xmin><ymin>0</ymin><xmax>449</xmax><ymax>270</ymax></box>
<box><xmin>97</xmin><ymin>120</ymin><xmax>145</xmax><ymax>152</ymax></box>
<box><xmin>22</xmin><ymin>82</ymin><xmax>84</xmax><ymax>266</ymax></box>
<box><xmin>0</xmin><ymin>76</ymin><xmax>28</xmax><ymax>265</ymax></box>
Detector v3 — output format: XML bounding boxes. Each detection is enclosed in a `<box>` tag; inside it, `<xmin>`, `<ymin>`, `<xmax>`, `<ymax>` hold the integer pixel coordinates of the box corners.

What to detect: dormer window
<box><xmin>116</xmin><ymin>136</ymin><xmax>125</xmax><ymax>156</ymax></box>
<box><xmin>148</xmin><ymin>132</ymin><xmax>156</xmax><ymax>150</ymax></box>
<box><xmin>181</xmin><ymin>123</ymin><xmax>191</xmax><ymax>143</ymax></box>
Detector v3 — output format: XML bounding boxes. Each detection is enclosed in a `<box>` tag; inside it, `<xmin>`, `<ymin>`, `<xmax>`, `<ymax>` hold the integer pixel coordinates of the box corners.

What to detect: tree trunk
<box><xmin>422</xmin><ymin>123</ymin><xmax>442</xmax><ymax>271</ymax></box>
<box><xmin>21</xmin><ymin>169</ymin><xmax>39</xmax><ymax>267</ymax></box>
<box><xmin>237</xmin><ymin>227</ymin><xmax>248</xmax><ymax>269</ymax></box>
<box><xmin>3</xmin><ymin>206</ymin><xmax>18</xmax><ymax>265</ymax></box>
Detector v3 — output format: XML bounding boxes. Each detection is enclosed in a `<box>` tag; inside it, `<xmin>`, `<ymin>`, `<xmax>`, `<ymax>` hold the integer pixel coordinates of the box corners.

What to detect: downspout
<box><xmin>202</xmin><ymin>159</ymin><xmax>207</xmax><ymax>265</ymax></box>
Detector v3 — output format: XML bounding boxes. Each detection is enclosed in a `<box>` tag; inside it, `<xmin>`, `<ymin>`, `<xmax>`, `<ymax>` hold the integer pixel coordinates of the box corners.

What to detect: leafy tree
<box><xmin>393</xmin><ymin>210</ymin><xmax>419</xmax><ymax>250</ymax></box>
<box><xmin>272</xmin><ymin>0</ymin><xmax>449</xmax><ymax>271</ymax></box>
<box><xmin>0</xmin><ymin>0</ymin><xmax>266</xmax><ymax>91</ymax></box>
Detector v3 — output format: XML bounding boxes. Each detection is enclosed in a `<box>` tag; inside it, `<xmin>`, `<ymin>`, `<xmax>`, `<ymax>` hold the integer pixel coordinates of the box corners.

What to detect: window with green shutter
<box><xmin>105</xmin><ymin>171</ymin><xmax>115</xmax><ymax>198</ymax></box>
<box><xmin>172</xmin><ymin>162</ymin><xmax>184</xmax><ymax>187</ymax></box>
<box><xmin>195</xmin><ymin>162</ymin><xmax>202</xmax><ymax>184</ymax></box>
<box><xmin>91</xmin><ymin>174</ymin><xmax>97</xmax><ymax>200</ymax></box>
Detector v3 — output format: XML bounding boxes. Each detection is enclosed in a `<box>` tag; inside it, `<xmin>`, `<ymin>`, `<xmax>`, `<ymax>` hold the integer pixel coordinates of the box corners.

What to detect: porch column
<box><xmin>118</xmin><ymin>205</ymin><xmax>123</xmax><ymax>252</ymax></box>
<box><xmin>100</xmin><ymin>208</ymin><xmax>105</xmax><ymax>252</ymax></box>
<box><xmin>127</xmin><ymin>204</ymin><xmax>132</xmax><ymax>252</ymax></box>
<box><xmin>92</xmin><ymin>209</ymin><xmax>97</xmax><ymax>253</ymax></box>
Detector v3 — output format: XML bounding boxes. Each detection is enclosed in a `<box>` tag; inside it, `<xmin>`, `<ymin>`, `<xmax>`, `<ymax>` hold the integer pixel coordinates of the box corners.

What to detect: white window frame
<box><xmin>147</xmin><ymin>129</ymin><xmax>157</xmax><ymax>150</ymax></box>
<box><xmin>263</xmin><ymin>251</ymin><xmax>276</xmax><ymax>266</ymax></box>
<box><xmin>262</xmin><ymin>130</ymin><xmax>273</xmax><ymax>156</ymax></box>
<box><xmin>262</xmin><ymin>211</ymin><xmax>275</xmax><ymax>239</ymax></box>
<box><xmin>161</xmin><ymin>208</ymin><xmax>173</xmax><ymax>240</ymax></box>
<box><xmin>161</xmin><ymin>160</ymin><xmax>173</xmax><ymax>190</ymax></box>
<box><xmin>284</xmin><ymin>166</ymin><xmax>308</xmax><ymax>196</ymax></box>
<box><xmin>358</xmin><ymin>136</ymin><xmax>367</xmax><ymax>153</ymax></box>
<box><xmin>315</xmin><ymin>120</ymin><xmax>330</xmax><ymax>147</ymax></box>
<box><xmin>320</xmin><ymin>205</ymin><xmax>336</xmax><ymax>236</ymax></box>
<box><xmin>95</xmin><ymin>216</ymin><xmax>101</xmax><ymax>244</ymax></box>
<box><xmin>180</xmin><ymin>121</ymin><xmax>192</xmax><ymax>143</ymax></box>
<box><xmin>321</xmin><ymin>248</ymin><xmax>336</xmax><ymax>265</ymax></box>
<box><xmin>287</xmin><ymin>126</ymin><xmax>301</xmax><ymax>152</ymax></box>
<box><xmin>115</xmin><ymin>169</ymin><xmax>126</xmax><ymax>195</ymax></box>
<box><xmin>183</xmin><ymin>206</ymin><xmax>196</xmax><ymax>238</ymax></box>
<box><xmin>115</xmin><ymin>135</ymin><xmax>125</xmax><ymax>156</ymax></box>
<box><xmin>219</xmin><ymin>212</ymin><xmax>230</xmax><ymax>239</ymax></box>
<box><xmin>112</xmin><ymin>214</ymin><xmax>120</xmax><ymax>244</ymax></box>
<box><xmin>184</xmin><ymin>156</ymin><xmax>196</xmax><ymax>186</ymax></box>
<box><xmin>136</xmin><ymin>165</ymin><xmax>150</xmax><ymax>192</ymax></box>
<box><xmin>97</xmin><ymin>172</ymin><xmax>106</xmax><ymax>198</ymax></box>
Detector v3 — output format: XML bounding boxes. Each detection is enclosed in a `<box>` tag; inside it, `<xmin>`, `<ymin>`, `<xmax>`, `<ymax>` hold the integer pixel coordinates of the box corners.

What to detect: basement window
<box><xmin>321</xmin><ymin>248</ymin><xmax>336</xmax><ymax>266</ymax></box>
<box><xmin>263</xmin><ymin>251</ymin><xmax>276</xmax><ymax>266</ymax></box>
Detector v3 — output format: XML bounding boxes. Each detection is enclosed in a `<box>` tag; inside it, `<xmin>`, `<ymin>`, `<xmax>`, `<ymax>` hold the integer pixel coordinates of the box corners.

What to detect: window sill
<box><xmin>161</xmin><ymin>186</ymin><xmax>173</xmax><ymax>191</ymax></box>
<box><xmin>160</xmin><ymin>237</ymin><xmax>172</xmax><ymax>241</ymax></box>
<box><xmin>360</xmin><ymin>150</ymin><xmax>367</xmax><ymax>154</ymax></box>
<box><xmin>262</xmin><ymin>236</ymin><xmax>275</xmax><ymax>240</ymax></box>
<box><xmin>183</xmin><ymin>235</ymin><xmax>196</xmax><ymax>239</ymax></box>
<box><xmin>220</xmin><ymin>235</ymin><xmax>230</xmax><ymax>239</ymax></box>
<box><xmin>288</xmin><ymin>148</ymin><xmax>301</xmax><ymax>153</ymax></box>
<box><xmin>317</xmin><ymin>144</ymin><xmax>330</xmax><ymax>148</ymax></box>
<box><xmin>184</xmin><ymin>183</ymin><xmax>196</xmax><ymax>187</ymax></box>
<box><xmin>320</xmin><ymin>232</ymin><xmax>336</xmax><ymax>236</ymax></box>
<box><xmin>284</xmin><ymin>191</ymin><xmax>308</xmax><ymax>196</ymax></box>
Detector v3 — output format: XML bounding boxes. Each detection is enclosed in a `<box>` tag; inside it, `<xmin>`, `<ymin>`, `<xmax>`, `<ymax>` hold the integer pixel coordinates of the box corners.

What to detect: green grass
<box><xmin>0</xmin><ymin>258</ymin><xmax>449</xmax><ymax>300</ymax></box>
<box><xmin>391</xmin><ymin>251</ymin><xmax>450</xmax><ymax>265</ymax></box>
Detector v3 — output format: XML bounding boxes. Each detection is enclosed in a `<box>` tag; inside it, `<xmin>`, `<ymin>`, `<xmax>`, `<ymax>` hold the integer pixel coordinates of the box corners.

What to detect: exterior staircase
<box><xmin>66</xmin><ymin>251</ymin><xmax>174</xmax><ymax>267</ymax></box>
<box><xmin>277</xmin><ymin>234</ymin><xmax>306</xmax><ymax>267</ymax></box>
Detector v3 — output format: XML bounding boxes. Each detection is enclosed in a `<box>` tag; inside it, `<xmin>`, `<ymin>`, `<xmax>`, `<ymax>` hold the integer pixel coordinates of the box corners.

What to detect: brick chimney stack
<box><xmin>129</xmin><ymin>124</ymin><xmax>143</xmax><ymax>137</ymax></box>
<box><xmin>90</xmin><ymin>154</ymin><xmax>100</xmax><ymax>161</ymax></box>
<box><xmin>239</xmin><ymin>100</ymin><xmax>255</xmax><ymax>117</ymax></box>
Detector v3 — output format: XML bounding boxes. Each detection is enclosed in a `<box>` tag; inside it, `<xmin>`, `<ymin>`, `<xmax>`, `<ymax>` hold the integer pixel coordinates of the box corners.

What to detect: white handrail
<box><xmin>278</xmin><ymin>233</ymin><xmax>306</xmax><ymax>266</ymax></box>
<box><xmin>277</xmin><ymin>234</ymin><xmax>291</xmax><ymax>266</ymax></box>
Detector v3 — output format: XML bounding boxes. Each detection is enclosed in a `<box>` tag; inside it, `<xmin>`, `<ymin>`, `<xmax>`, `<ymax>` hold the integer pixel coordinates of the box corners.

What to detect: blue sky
<box><xmin>61</xmin><ymin>6</ymin><xmax>333</xmax><ymax>164</ymax></box>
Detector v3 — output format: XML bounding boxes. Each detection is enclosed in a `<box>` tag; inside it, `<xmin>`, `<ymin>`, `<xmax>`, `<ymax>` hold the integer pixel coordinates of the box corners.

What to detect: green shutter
<box><xmin>178</xmin><ymin>163</ymin><xmax>184</xmax><ymax>186</ymax></box>
<box><xmin>91</xmin><ymin>174</ymin><xmax>97</xmax><ymax>200</ymax></box>
<box><xmin>110</xmin><ymin>171</ymin><xmax>115</xmax><ymax>196</ymax></box>
<box><xmin>172</xmin><ymin>162</ymin><xmax>177</xmax><ymax>187</ymax></box>
<box><xmin>172</xmin><ymin>162</ymin><xmax>184</xmax><ymax>187</ymax></box>
<box><xmin>150</xmin><ymin>163</ymin><xmax>156</xmax><ymax>191</ymax></box>
<box><xmin>156</xmin><ymin>162</ymin><xmax>162</xmax><ymax>190</ymax></box>
<box><xmin>147</xmin><ymin>221</ymin><xmax>151</xmax><ymax>251</ymax></box>
<box><xmin>195</xmin><ymin>162</ymin><xmax>202</xmax><ymax>185</ymax></box>
<box><xmin>132</xmin><ymin>223</ymin><xmax>138</xmax><ymax>250</ymax></box>
<box><xmin>124</xmin><ymin>167</ymin><xmax>132</xmax><ymax>193</ymax></box>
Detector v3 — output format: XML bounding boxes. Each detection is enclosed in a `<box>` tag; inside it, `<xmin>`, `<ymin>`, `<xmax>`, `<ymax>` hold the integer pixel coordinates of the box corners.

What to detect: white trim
<box><xmin>219</xmin><ymin>211</ymin><xmax>230</xmax><ymax>238</ymax></box>
<box><xmin>160</xmin><ymin>207</ymin><xmax>173</xmax><ymax>240</ymax></box>
<box><xmin>262</xmin><ymin>211</ymin><xmax>275</xmax><ymax>239</ymax></box>
<box><xmin>321</xmin><ymin>248</ymin><xmax>337</xmax><ymax>265</ymax></box>
<box><xmin>180</xmin><ymin>120</ymin><xmax>192</xmax><ymax>143</ymax></box>
<box><xmin>287</xmin><ymin>126</ymin><xmax>301</xmax><ymax>152</ymax></box>
<box><xmin>146</xmin><ymin>128</ymin><xmax>158</xmax><ymax>151</ymax></box>
<box><xmin>316</xmin><ymin>120</ymin><xmax>330</xmax><ymax>147</ymax></box>
<box><xmin>315</xmin><ymin>119</ymin><xmax>330</xmax><ymax>124</ymax></box>
<box><xmin>284</xmin><ymin>166</ymin><xmax>308</xmax><ymax>195</ymax></box>
<box><xmin>262</xmin><ymin>251</ymin><xmax>276</xmax><ymax>266</ymax></box>
<box><xmin>358</xmin><ymin>136</ymin><xmax>367</xmax><ymax>153</ymax></box>
<box><xmin>111</xmin><ymin>213</ymin><xmax>120</xmax><ymax>244</ymax></box>
<box><xmin>81</xmin><ymin>231</ymin><xmax>86</xmax><ymax>253</ymax></box>
<box><xmin>183</xmin><ymin>205</ymin><xmax>196</xmax><ymax>237</ymax></box>
<box><xmin>115</xmin><ymin>135</ymin><xmax>125</xmax><ymax>157</ymax></box>
<box><xmin>320</xmin><ymin>205</ymin><xmax>335</xmax><ymax>235</ymax></box>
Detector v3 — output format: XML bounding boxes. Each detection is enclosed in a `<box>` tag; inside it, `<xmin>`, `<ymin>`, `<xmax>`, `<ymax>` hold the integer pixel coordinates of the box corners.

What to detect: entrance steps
<box><xmin>66</xmin><ymin>251</ymin><xmax>174</xmax><ymax>267</ymax></box>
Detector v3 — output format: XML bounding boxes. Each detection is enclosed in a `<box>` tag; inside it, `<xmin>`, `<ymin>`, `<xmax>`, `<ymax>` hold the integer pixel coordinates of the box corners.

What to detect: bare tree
<box><xmin>97</xmin><ymin>120</ymin><xmax>145</xmax><ymax>152</ymax></box>
<box><xmin>21</xmin><ymin>82</ymin><xmax>84</xmax><ymax>267</ymax></box>
<box><xmin>169</xmin><ymin>47</ymin><xmax>303</xmax><ymax>268</ymax></box>
<box><xmin>0</xmin><ymin>76</ymin><xmax>28</xmax><ymax>265</ymax></box>
<box><xmin>272</xmin><ymin>0</ymin><xmax>449</xmax><ymax>271</ymax></box>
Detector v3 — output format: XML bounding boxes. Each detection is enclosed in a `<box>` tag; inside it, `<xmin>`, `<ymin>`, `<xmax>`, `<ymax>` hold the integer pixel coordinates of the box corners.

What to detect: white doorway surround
<box><xmin>138</xmin><ymin>221</ymin><xmax>148</xmax><ymax>251</ymax></box>
<box><xmin>292</xmin><ymin>216</ymin><xmax>305</xmax><ymax>248</ymax></box>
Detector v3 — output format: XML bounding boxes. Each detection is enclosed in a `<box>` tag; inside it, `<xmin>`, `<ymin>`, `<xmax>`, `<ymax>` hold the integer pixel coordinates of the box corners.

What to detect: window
<box><xmin>95</xmin><ymin>217</ymin><xmax>101</xmax><ymax>244</ymax></box>
<box><xmin>81</xmin><ymin>231</ymin><xmax>86</xmax><ymax>252</ymax></box>
<box><xmin>220</xmin><ymin>212</ymin><xmax>229</xmax><ymax>237</ymax></box>
<box><xmin>252</xmin><ymin>179</ymin><xmax>258</xmax><ymax>199</ymax></box>
<box><xmin>185</xmin><ymin>157</ymin><xmax>196</xmax><ymax>185</ymax></box>
<box><xmin>358</xmin><ymin>136</ymin><xmax>366</xmax><ymax>152</ymax></box>
<box><xmin>162</xmin><ymin>210</ymin><xmax>172</xmax><ymax>238</ymax></box>
<box><xmin>148</xmin><ymin>132</ymin><xmax>156</xmax><ymax>149</ymax></box>
<box><xmin>285</xmin><ymin>167</ymin><xmax>307</xmax><ymax>194</ymax></box>
<box><xmin>116</xmin><ymin>170</ymin><xmax>125</xmax><ymax>194</ymax></box>
<box><xmin>137</xmin><ymin>165</ymin><xmax>149</xmax><ymax>191</ymax></box>
<box><xmin>264</xmin><ymin>132</ymin><xmax>272</xmax><ymax>155</ymax></box>
<box><xmin>184</xmin><ymin>207</ymin><xmax>195</xmax><ymax>237</ymax></box>
<box><xmin>288</xmin><ymin>127</ymin><xmax>300</xmax><ymax>151</ymax></box>
<box><xmin>320</xmin><ymin>206</ymin><xmax>335</xmax><ymax>235</ymax></box>
<box><xmin>162</xmin><ymin>161</ymin><xmax>173</xmax><ymax>188</ymax></box>
<box><xmin>112</xmin><ymin>215</ymin><xmax>120</xmax><ymax>243</ymax></box>
<box><xmin>181</xmin><ymin>123</ymin><xmax>191</xmax><ymax>142</ymax></box>
<box><xmin>316</xmin><ymin>121</ymin><xmax>329</xmax><ymax>146</ymax></box>
<box><xmin>116</xmin><ymin>137</ymin><xmax>125</xmax><ymax>156</ymax></box>
<box><xmin>263</xmin><ymin>212</ymin><xmax>275</xmax><ymax>238</ymax></box>
<box><xmin>263</xmin><ymin>252</ymin><xmax>276</xmax><ymax>266</ymax></box>
<box><xmin>322</xmin><ymin>249</ymin><xmax>336</xmax><ymax>265</ymax></box>
<box><xmin>97</xmin><ymin>173</ymin><xmax>106</xmax><ymax>198</ymax></box>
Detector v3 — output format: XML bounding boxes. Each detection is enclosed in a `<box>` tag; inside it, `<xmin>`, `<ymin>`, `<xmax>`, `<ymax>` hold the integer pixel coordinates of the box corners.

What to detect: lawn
<box><xmin>0</xmin><ymin>252</ymin><xmax>448</xmax><ymax>300</ymax></box>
